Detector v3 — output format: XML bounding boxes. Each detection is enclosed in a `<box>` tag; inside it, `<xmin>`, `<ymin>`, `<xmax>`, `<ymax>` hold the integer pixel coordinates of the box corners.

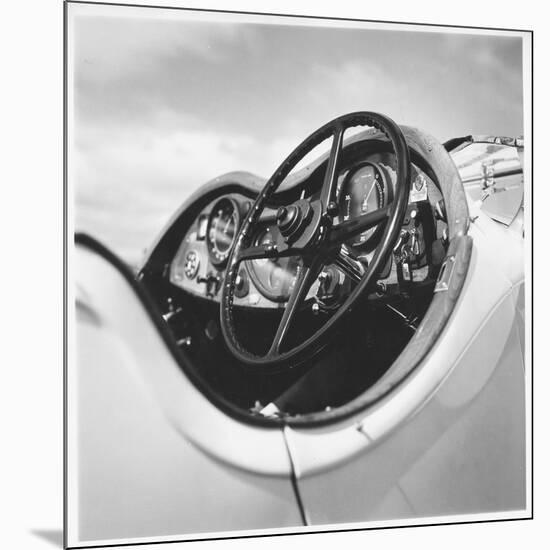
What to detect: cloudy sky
<box><xmin>69</xmin><ymin>5</ymin><xmax>524</xmax><ymax>263</ymax></box>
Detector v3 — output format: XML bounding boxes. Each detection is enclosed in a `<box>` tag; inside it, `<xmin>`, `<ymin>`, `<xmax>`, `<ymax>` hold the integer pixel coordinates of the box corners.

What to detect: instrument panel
<box><xmin>169</xmin><ymin>153</ymin><xmax>443</xmax><ymax>308</ymax></box>
<box><xmin>170</xmin><ymin>196</ymin><xmax>304</xmax><ymax>309</ymax></box>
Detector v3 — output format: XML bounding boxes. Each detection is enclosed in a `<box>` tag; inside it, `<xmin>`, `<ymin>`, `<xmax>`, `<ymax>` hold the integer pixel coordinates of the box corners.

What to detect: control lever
<box><xmin>333</xmin><ymin>247</ymin><xmax>364</xmax><ymax>283</ymax></box>
<box><xmin>393</xmin><ymin>229</ymin><xmax>409</xmax><ymax>254</ymax></box>
<box><xmin>197</xmin><ymin>271</ymin><xmax>222</xmax><ymax>297</ymax></box>
<box><xmin>393</xmin><ymin>229</ymin><xmax>413</xmax><ymax>294</ymax></box>
<box><xmin>163</xmin><ymin>308</ymin><xmax>183</xmax><ymax>322</ymax></box>
<box><xmin>410</xmin><ymin>228</ymin><xmax>420</xmax><ymax>256</ymax></box>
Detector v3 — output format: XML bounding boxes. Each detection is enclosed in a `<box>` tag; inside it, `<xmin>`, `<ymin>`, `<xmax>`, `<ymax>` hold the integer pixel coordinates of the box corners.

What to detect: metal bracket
<box><xmin>434</xmin><ymin>255</ymin><xmax>456</xmax><ymax>293</ymax></box>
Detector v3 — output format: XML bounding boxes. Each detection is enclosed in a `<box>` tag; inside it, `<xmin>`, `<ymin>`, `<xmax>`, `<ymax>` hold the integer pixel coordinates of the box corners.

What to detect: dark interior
<box><xmin>142</xmin><ymin>271</ymin><xmax>437</xmax><ymax>416</ymax></box>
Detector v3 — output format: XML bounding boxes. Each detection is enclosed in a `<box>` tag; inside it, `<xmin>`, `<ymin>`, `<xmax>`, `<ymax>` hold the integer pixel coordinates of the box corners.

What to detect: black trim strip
<box><xmin>283</xmin><ymin>427</ymin><xmax>308</xmax><ymax>527</ymax></box>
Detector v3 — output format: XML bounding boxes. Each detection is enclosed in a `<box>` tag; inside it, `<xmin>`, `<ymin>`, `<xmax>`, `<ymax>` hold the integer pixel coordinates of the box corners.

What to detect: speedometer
<box><xmin>338</xmin><ymin>161</ymin><xmax>390</xmax><ymax>251</ymax></box>
<box><xmin>206</xmin><ymin>197</ymin><xmax>241</xmax><ymax>267</ymax></box>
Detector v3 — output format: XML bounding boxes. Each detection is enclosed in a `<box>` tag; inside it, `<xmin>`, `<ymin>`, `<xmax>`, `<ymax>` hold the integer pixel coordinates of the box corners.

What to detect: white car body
<box><xmin>67</xmin><ymin>131</ymin><xmax>527</xmax><ymax>547</ymax></box>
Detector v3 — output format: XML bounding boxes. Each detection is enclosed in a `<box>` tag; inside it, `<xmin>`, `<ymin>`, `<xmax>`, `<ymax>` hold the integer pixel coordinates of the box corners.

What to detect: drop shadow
<box><xmin>30</xmin><ymin>529</ymin><xmax>63</xmax><ymax>548</ymax></box>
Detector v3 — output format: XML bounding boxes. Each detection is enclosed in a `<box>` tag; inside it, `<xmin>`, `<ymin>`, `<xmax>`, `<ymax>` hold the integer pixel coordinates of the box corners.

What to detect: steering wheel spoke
<box><xmin>256</xmin><ymin>211</ymin><xmax>279</xmax><ymax>225</ymax></box>
<box><xmin>236</xmin><ymin>243</ymin><xmax>278</xmax><ymax>262</ymax></box>
<box><xmin>319</xmin><ymin>124</ymin><xmax>344</xmax><ymax>215</ymax></box>
<box><xmin>328</xmin><ymin>205</ymin><xmax>391</xmax><ymax>248</ymax></box>
<box><xmin>236</xmin><ymin>241</ymin><xmax>303</xmax><ymax>263</ymax></box>
<box><xmin>268</xmin><ymin>258</ymin><xmax>324</xmax><ymax>357</ymax></box>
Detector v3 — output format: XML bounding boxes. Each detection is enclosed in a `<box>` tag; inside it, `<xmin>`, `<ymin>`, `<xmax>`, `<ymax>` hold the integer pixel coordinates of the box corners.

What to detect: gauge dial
<box><xmin>206</xmin><ymin>197</ymin><xmax>241</xmax><ymax>267</ymax></box>
<box><xmin>245</xmin><ymin>226</ymin><xmax>302</xmax><ymax>302</ymax></box>
<box><xmin>183</xmin><ymin>250</ymin><xmax>200</xmax><ymax>279</ymax></box>
<box><xmin>338</xmin><ymin>162</ymin><xmax>389</xmax><ymax>251</ymax></box>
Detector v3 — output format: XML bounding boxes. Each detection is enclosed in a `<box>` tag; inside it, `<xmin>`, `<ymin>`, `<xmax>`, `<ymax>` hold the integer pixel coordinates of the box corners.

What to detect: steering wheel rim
<box><xmin>220</xmin><ymin>112</ymin><xmax>411</xmax><ymax>371</ymax></box>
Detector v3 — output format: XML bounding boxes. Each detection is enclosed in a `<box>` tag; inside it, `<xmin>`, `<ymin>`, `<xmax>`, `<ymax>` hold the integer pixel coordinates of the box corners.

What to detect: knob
<box><xmin>277</xmin><ymin>205</ymin><xmax>300</xmax><ymax>236</ymax></box>
<box><xmin>327</xmin><ymin>201</ymin><xmax>338</xmax><ymax>216</ymax></box>
<box><xmin>177</xmin><ymin>336</ymin><xmax>192</xmax><ymax>347</ymax></box>
<box><xmin>163</xmin><ymin>308</ymin><xmax>182</xmax><ymax>322</ymax></box>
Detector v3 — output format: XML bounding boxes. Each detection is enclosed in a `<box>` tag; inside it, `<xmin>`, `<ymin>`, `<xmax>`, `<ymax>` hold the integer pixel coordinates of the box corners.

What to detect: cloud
<box><xmin>73</xmin><ymin>15</ymin><xmax>262</xmax><ymax>130</ymax></box>
<box><xmin>73</xmin><ymin>15</ymin><xmax>244</xmax><ymax>82</ymax></box>
<box><xmin>301</xmin><ymin>40</ymin><xmax>523</xmax><ymax>142</ymax></box>
<box><xmin>71</xmin><ymin>13</ymin><xmax>524</xmax><ymax>262</ymax></box>
<box><xmin>74</xmin><ymin>123</ymin><xmax>302</xmax><ymax>261</ymax></box>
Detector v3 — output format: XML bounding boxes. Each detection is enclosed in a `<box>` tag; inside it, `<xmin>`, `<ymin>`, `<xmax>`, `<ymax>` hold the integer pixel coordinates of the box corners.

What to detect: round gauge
<box><xmin>206</xmin><ymin>197</ymin><xmax>241</xmax><ymax>267</ymax></box>
<box><xmin>338</xmin><ymin>162</ymin><xmax>390</xmax><ymax>251</ymax></box>
<box><xmin>183</xmin><ymin>250</ymin><xmax>200</xmax><ymax>279</ymax></box>
<box><xmin>245</xmin><ymin>226</ymin><xmax>302</xmax><ymax>302</ymax></box>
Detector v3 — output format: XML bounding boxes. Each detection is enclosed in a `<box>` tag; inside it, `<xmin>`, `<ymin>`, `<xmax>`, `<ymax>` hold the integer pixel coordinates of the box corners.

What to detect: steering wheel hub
<box><xmin>277</xmin><ymin>199</ymin><xmax>314</xmax><ymax>244</ymax></box>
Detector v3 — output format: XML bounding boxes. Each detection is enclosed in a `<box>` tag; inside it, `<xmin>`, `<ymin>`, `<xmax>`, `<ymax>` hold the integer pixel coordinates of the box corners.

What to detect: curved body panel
<box><xmin>69</xmin><ymin>246</ymin><xmax>302</xmax><ymax>545</ymax></box>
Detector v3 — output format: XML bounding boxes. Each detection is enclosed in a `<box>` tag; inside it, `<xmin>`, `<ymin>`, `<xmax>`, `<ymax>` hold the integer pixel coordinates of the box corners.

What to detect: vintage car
<box><xmin>69</xmin><ymin>112</ymin><xmax>526</xmax><ymax>546</ymax></box>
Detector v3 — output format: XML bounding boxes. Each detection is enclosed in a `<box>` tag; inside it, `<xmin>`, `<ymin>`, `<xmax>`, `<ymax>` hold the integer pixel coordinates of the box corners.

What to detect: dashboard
<box><xmin>169</xmin><ymin>152</ymin><xmax>445</xmax><ymax>309</ymax></box>
<box><xmin>131</xmin><ymin>119</ymin><xmax>474</xmax><ymax>417</ymax></box>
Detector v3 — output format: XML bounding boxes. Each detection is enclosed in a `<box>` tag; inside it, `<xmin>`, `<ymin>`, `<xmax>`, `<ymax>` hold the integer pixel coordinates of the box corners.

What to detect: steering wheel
<box><xmin>220</xmin><ymin>112</ymin><xmax>411</xmax><ymax>371</ymax></box>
